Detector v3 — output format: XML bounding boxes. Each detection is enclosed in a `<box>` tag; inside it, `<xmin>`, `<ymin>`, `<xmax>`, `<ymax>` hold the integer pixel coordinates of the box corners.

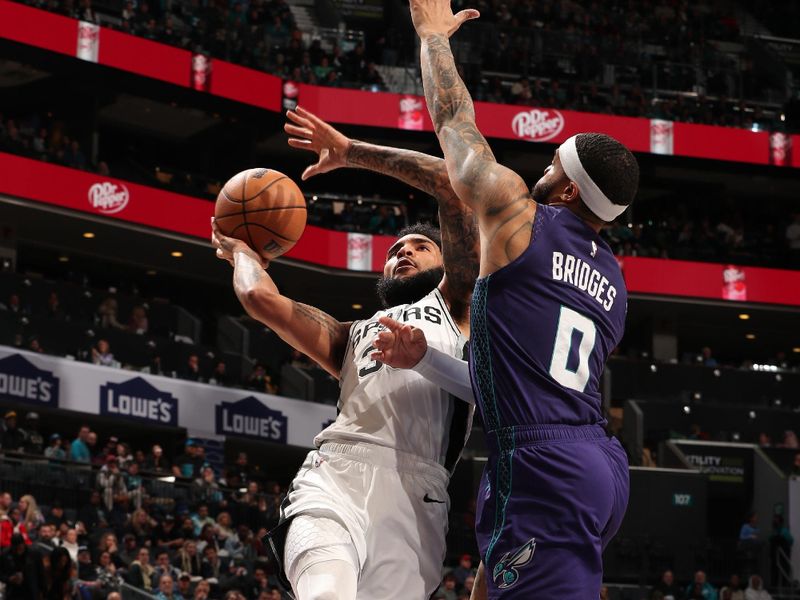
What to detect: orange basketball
<box><xmin>214</xmin><ymin>168</ymin><xmax>307</xmax><ymax>260</ymax></box>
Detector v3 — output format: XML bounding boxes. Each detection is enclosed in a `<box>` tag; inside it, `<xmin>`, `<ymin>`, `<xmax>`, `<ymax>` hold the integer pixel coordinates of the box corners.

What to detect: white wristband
<box><xmin>411</xmin><ymin>345</ymin><xmax>474</xmax><ymax>405</ymax></box>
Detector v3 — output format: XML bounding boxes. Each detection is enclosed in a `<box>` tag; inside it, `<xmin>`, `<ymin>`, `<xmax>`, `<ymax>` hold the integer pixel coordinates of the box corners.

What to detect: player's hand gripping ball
<box><xmin>214</xmin><ymin>168</ymin><xmax>307</xmax><ymax>261</ymax></box>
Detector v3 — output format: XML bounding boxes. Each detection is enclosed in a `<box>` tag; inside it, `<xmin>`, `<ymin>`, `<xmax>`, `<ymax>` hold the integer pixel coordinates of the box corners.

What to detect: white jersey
<box><xmin>315</xmin><ymin>288</ymin><xmax>473</xmax><ymax>470</ymax></box>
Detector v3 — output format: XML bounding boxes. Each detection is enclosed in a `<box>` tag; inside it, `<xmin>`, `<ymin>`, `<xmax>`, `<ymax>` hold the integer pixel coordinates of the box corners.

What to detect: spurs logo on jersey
<box><xmin>315</xmin><ymin>288</ymin><xmax>473</xmax><ymax>471</ymax></box>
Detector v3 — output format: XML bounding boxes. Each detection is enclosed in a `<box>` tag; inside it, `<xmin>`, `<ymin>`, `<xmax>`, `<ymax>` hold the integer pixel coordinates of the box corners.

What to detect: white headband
<box><xmin>558</xmin><ymin>135</ymin><xmax>628</xmax><ymax>222</ymax></box>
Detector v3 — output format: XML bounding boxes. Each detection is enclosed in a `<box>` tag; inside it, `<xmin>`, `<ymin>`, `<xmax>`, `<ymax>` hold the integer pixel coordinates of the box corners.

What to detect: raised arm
<box><xmin>411</xmin><ymin>1</ymin><xmax>536</xmax><ymax>275</ymax></box>
<box><xmin>212</xmin><ymin>219</ymin><xmax>351</xmax><ymax>378</ymax></box>
<box><xmin>285</xmin><ymin>106</ymin><xmax>478</xmax><ymax>326</ymax></box>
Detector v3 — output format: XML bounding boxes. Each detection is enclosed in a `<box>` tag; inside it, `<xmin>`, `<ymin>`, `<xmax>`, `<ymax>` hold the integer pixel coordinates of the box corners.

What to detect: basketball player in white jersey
<box><xmin>210</xmin><ymin>106</ymin><xmax>479</xmax><ymax>600</ymax></box>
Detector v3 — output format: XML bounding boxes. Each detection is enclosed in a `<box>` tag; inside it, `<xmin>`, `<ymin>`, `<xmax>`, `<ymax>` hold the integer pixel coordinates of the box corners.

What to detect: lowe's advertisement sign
<box><xmin>0</xmin><ymin>353</ymin><xmax>60</xmax><ymax>407</ymax></box>
<box><xmin>100</xmin><ymin>377</ymin><xmax>179</xmax><ymax>426</ymax></box>
<box><xmin>0</xmin><ymin>346</ymin><xmax>335</xmax><ymax>447</ymax></box>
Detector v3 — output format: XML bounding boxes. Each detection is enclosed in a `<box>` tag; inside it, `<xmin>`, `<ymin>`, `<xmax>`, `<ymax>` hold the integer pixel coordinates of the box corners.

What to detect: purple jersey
<box><xmin>469</xmin><ymin>203</ymin><xmax>627</xmax><ymax>429</ymax></box>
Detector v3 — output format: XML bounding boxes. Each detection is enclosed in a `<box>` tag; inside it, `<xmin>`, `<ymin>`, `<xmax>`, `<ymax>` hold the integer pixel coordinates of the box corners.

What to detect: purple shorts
<box><xmin>475</xmin><ymin>424</ymin><xmax>629</xmax><ymax>599</ymax></box>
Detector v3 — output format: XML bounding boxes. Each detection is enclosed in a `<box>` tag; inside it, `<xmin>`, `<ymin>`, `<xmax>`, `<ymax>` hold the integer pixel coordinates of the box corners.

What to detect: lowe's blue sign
<box><xmin>0</xmin><ymin>354</ymin><xmax>59</xmax><ymax>407</ymax></box>
<box><xmin>215</xmin><ymin>396</ymin><xmax>288</xmax><ymax>443</ymax></box>
<box><xmin>100</xmin><ymin>377</ymin><xmax>178</xmax><ymax>426</ymax></box>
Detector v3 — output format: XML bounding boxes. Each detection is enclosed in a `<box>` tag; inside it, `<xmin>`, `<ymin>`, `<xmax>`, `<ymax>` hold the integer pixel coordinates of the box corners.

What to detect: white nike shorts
<box><xmin>272</xmin><ymin>440</ymin><xmax>451</xmax><ymax>600</ymax></box>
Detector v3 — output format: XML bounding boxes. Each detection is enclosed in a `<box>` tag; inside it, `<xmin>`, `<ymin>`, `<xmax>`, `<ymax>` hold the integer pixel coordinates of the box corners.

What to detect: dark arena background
<box><xmin>1</xmin><ymin>0</ymin><xmax>800</xmax><ymax>598</ymax></box>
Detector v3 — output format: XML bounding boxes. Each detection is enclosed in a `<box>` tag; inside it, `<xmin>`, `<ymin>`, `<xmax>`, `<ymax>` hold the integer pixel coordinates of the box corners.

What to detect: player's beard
<box><xmin>376</xmin><ymin>267</ymin><xmax>444</xmax><ymax>308</ymax></box>
<box><xmin>531</xmin><ymin>178</ymin><xmax>556</xmax><ymax>204</ymax></box>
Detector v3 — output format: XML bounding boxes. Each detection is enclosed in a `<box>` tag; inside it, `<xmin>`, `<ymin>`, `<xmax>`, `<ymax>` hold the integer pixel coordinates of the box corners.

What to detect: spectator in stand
<box><xmin>720</xmin><ymin>574</ymin><xmax>745</xmax><ymax>600</ymax></box>
<box><xmin>46</xmin><ymin>291</ymin><xmax>65</xmax><ymax>320</ymax></box>
<box><xmin>181</xmin><ymin>354</ymin><xmax>203</xmax><ymax>382</ymax></box>
<box><xmin>97</xmin><ymin>296</ymin><xmax>126</xmax><ymax>330</ymax></box>
<box><xmin>744</xmin><ymin>575</ymin><xmax>772</xmax><ymax>600</ymax></box>
<box><xmin>758</xmin><ymin>433</ymin><xmax>772</xmax><ymax>448</ymax></box>
<box><xmin>154</xmin><ymin>514</ymin><xmax>184</xmax><ymax>551</ymax></box>
<box><xmin>44</xmin><ymin>433</ymin><xmax>67</xmax><ymax>460</ymax></box>
<box><xmin>191</xmin><ymin>504</ymin><xmax>215</xmax><ymax>537</ymax></box>
<box><xmin>78</xmin><ymin>490</ymin><xmax>106</xmax><ymax>532</ymax></box>
<box><xmin>117</xmin><ymin>441</ymin><xmax>134</xmax><ymax>469</ymax></box>
<box><xmin>740</xmin><ymin>511</ymin><xmax>761</xmax><ymax>544</ymax></box>
<box><xmin>781</xmin><ymin>430</ymin><xmax>799</xmax><ymax>449</ymax></box>
<box><xmin>685</xmin><ymin>571</ymin><xmax>715</xmax><ymax>600</ymax></box>
<box><xmin>463</xmin><ymin>574</ymin><xmax>475</xmax><ymax>597</ymax></box>
<box><xmin>155</xmin><ymin>573</ymin><xmax>184</xmax><ymax>600</ymax></box>
<box><xmin>95</xmin><ymin>549</ymin><xmax>124</xmax><ymax>596</ymax></box>
<box><xmin>145</xmin><ymin>444</ymin><xmax>171</xmax><ymax>475</ymax></box>
<box><xmin>194</xmin><ymin>579</ymin><xmax>211</xmax><ymax>599</ymax></box>
<box><xmin>436</xmin><ymin>573</ymin><xmax>458</xmax><ymax>600</ymax></box>
<box><xmin>91</xmin><ymin>338</ymin><xmax>115</xmax><ymax>366</ymax></box>
<box><xmin>209</xmin><ymin>360</ymin><xmax>231</xmax><ymax>386</ymax></box>
<box><xmin>0</xmin><ymin>412</ymin><xmax>26</xmax><ymax>452</ymax></box>
<box><xmin>126</xmin><ymin>508</ymin><xmax>155</xmax><ymax>547</ymax></box>
<box><xmin>0</xmin><ymin>507</ymin><xmax>31</xmax><ymax>549</ymax></box>
<box><xmin>174</xmin><ymin>440</ymin><xmax>203</xmax><ymax>479</ymax></box>
<box><xmin>75</xmin><ymin>545</ymin><xmax>96</xmax><ymax>584</ymax></box>
<box><xmin>452</xmin><ymin>554</ymin><xmax>474</xmax><ymax>587</ymax></box>
<box><xmin>700</xmin><ymin>346</ymin><xmax>718</xmax><ymax>367</ymax></box>
<box><xmin>17</xmin><ymin>495</ymin><xmax>44</xmax><ymax>534</ymax></box>
<box><xmin>129</xmin><ymin>305</ymin><xmax>149</xmax><ymax>334</ymax></box>
<box><xmin>116</xmin><ymin>533</ymin><xmax>137</xmax><ymax>565</ymax></box>
<box><xmin>22</xmin><ymin>412</ymin><xmax>43</xmax><ymax>455</ymax></box>
<box><xmin>96</xmin><ymin>531</ymin><xmax>124</xmax><ymax>568</ymax></box>
<box><xmin>70</xmin><ymin>425</ymin><xmax>92</xmax><ymax>463</ymax></box>
<box><xmin>27</xmin><ymin>337</ymin><xmax>44</xmax><ymax>354</ymax></box>
<box><xmin>153</xmin><ymin>550</ymin><xmax>182</xmax><ymax>588</ymax></box>
<box><xmin>0</xmin><ymin>293</ymin><xmax>29</xmax><ymax>315</ymax></box>
<box><xmin>173</xmin><ymin>540</ymin><xmax>203</xmax><ymax>578</ymax></box>
<box><xmin>125</xmin><ymin>462</ymin><xmax>146</xmax><ymax>509</ymax></box>
<box><xmin>45</xmin><ymin>500</ymin><xmax>68</xmax><ymax>530</ymax></box>
<box><xmin>769</xmin><ymin>514</ymin><xmax>794</xmax><ymax>587</ymax></box>
<box><xmin>127</xmin><ymin>546</ymin><xmax>155</xmax><ymax>592</ymax></box>
<box><xmin>176</xmin><ymin>572</ymin><xmax>192</xmax><ymax>598</ymax></box>
<box><xmin>200</xmin><ymin>545</ymin><xmax>224</xmax><ymax>581</ymax></box>
<box><xmin>35</xmin><ymin>523</ymin><xmax>57</xmax><ymax>553</ymax></box>
<box><xmin>61</xmin><ymin>528</ymin><xmax>80</xmax><ymax>563</ymax></box>
<box><xmin>98</xmin><ymin>455</ymin><xmax>128</xmax><ymax>511</ymax></box>
<box><xmin>0</xmin><ymin>492</ymin><xmax>13</xmax><ymax>515</ymax></box>
<box><xmin>792</xmin><ymin>452</ymin><xmax>800</xmax><ymax>476</ymax></box>
<box><xmin>0</xmin><ymin>534</ymin><xmax>37</xmax><ymax>599</ymax></box>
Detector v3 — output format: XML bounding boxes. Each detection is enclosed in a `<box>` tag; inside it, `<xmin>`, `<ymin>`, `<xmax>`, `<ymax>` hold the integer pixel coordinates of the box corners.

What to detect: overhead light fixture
<box><xmin>58</xmin><ymin>256</ymin><xmax>69</xmax><ymax>263</ymax></box>
<box><xmin>82</xmin><ymin>232</ymin><xmax>95</xmax><ymax>239</ymax></box>
<box><xmin>738</xmin><ymin>314</ymin><xmax>750</xmax><ymax>320</ymax></box>
<box><xmin>682</xmin><ymin>405</ymin><xmax>691</xmax><ymax>415</ymax></box>
<box><xmin>748</xmin><ymin>410</ymin><xmax>756</xmax><ymax>419</ymax></box>
<box><xmin>146</xmin><ymin>270</ymin><xmax>157</xmax><ymax>276</ymax></box>
<box><xmin>745</xmin><ymin>333</ymin><xmax>756</xmax><ymax>340</ymax></box>
<box><xmin>793</xmin><ymin>347</ymin><xmax>800</xmax><ymax>353</ymax></box>
<box><xmin>352</xmin><ymin>303</ymin><xmax>363</xmax><ymax>310</ymax></box>
<box><xmin>170</xmin><ymin>251</ymin><xmax>183</xmax><ymax>258</ymax></box>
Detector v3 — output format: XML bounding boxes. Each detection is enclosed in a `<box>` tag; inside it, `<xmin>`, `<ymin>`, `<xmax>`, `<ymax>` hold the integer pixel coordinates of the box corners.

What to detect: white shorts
<box><xmin>280</xmin><ymin>441</ymin><xmax>451</xmax><ymax>600</ymax></box>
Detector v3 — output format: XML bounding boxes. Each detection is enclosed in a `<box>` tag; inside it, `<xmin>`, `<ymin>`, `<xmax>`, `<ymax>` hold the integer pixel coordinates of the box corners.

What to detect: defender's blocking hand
<box><xmin>371</xmin><ymin>316</ymin><xmax>428</xmax><ymax>369</ymax></box>
<box><xmin>285</xmin><ymin>106</ymin><xmax>352</xmax><ymax>180</ymax></box>
<box><xmin>409</xmin><ymin>0</ymin><xmax>479</xmax><ymax>39</ymax></box>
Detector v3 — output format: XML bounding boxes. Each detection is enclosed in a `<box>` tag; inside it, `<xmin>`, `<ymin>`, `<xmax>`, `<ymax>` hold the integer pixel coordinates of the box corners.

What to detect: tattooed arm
<box><xmin>212</xmin><ymin>219</ymin><xmax>350</xmax><ymax>378</ymax></box>
<box><xmin>410</xmin><ymin>1</ymin><xmax>535</xmax><ymax>275</ymax></box>
<box><xmin>285</xmin><ymin>106</ymin><xmax>478</xmax><ymax>328</ymax></box>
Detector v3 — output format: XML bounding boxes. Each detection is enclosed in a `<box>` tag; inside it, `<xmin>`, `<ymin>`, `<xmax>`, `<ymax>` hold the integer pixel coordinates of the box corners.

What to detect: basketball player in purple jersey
<box><xmin>370</xmin><ymin>0</ymin><xmax>639</xmax><ymax>596</ymax></box>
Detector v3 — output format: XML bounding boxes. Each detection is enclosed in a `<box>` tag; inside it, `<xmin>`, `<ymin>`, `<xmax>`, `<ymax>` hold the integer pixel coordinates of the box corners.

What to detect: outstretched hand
<box><xmin>370</xmin><ymin>316</ymin><xmax>428</xmax><ymax>369</ymax></box>
<box><xmin>409</xmin><ymin>0</ymin><xmax>479</xmax><ymax>39</ymax></box>
<box><xmin>284</xmin><ymin>106</ymin><xmax>352</xmax><ymax>180</ymax></box>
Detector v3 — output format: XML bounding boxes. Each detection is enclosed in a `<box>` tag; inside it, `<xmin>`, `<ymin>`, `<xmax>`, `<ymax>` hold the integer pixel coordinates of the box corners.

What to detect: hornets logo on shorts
<box><xmin>492</xmin><ymin>538</ymin><xmax>536</xmax><ymax>589</ymax></box>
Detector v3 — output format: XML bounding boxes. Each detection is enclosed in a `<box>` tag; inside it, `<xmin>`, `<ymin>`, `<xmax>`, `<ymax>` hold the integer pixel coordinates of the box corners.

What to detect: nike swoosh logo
<box><xmin>423</xmin><ymin>494</ymin><xmax>445</xmax><ymax>504</ymax></box>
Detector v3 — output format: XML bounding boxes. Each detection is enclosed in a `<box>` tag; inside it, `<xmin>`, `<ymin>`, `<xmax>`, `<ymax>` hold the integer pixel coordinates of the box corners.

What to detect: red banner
<box><xmin>1</xmin><ymin>0</ymin><xmax>797</xmax><ymax>169</ymax></box>
<box><xmin>1</xmin><ymin>153</ymin><xmax>799</xmax><ymax>304</ymax></box>
<box><xmin>0</xmin><ymin>152</ymin><xmax>393</xmax><ymax>271</ymax></box>
<box><xmin>621</xmin><ymin>257</ymin><xmax>800</xmax><ymax>307</ymax></box>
